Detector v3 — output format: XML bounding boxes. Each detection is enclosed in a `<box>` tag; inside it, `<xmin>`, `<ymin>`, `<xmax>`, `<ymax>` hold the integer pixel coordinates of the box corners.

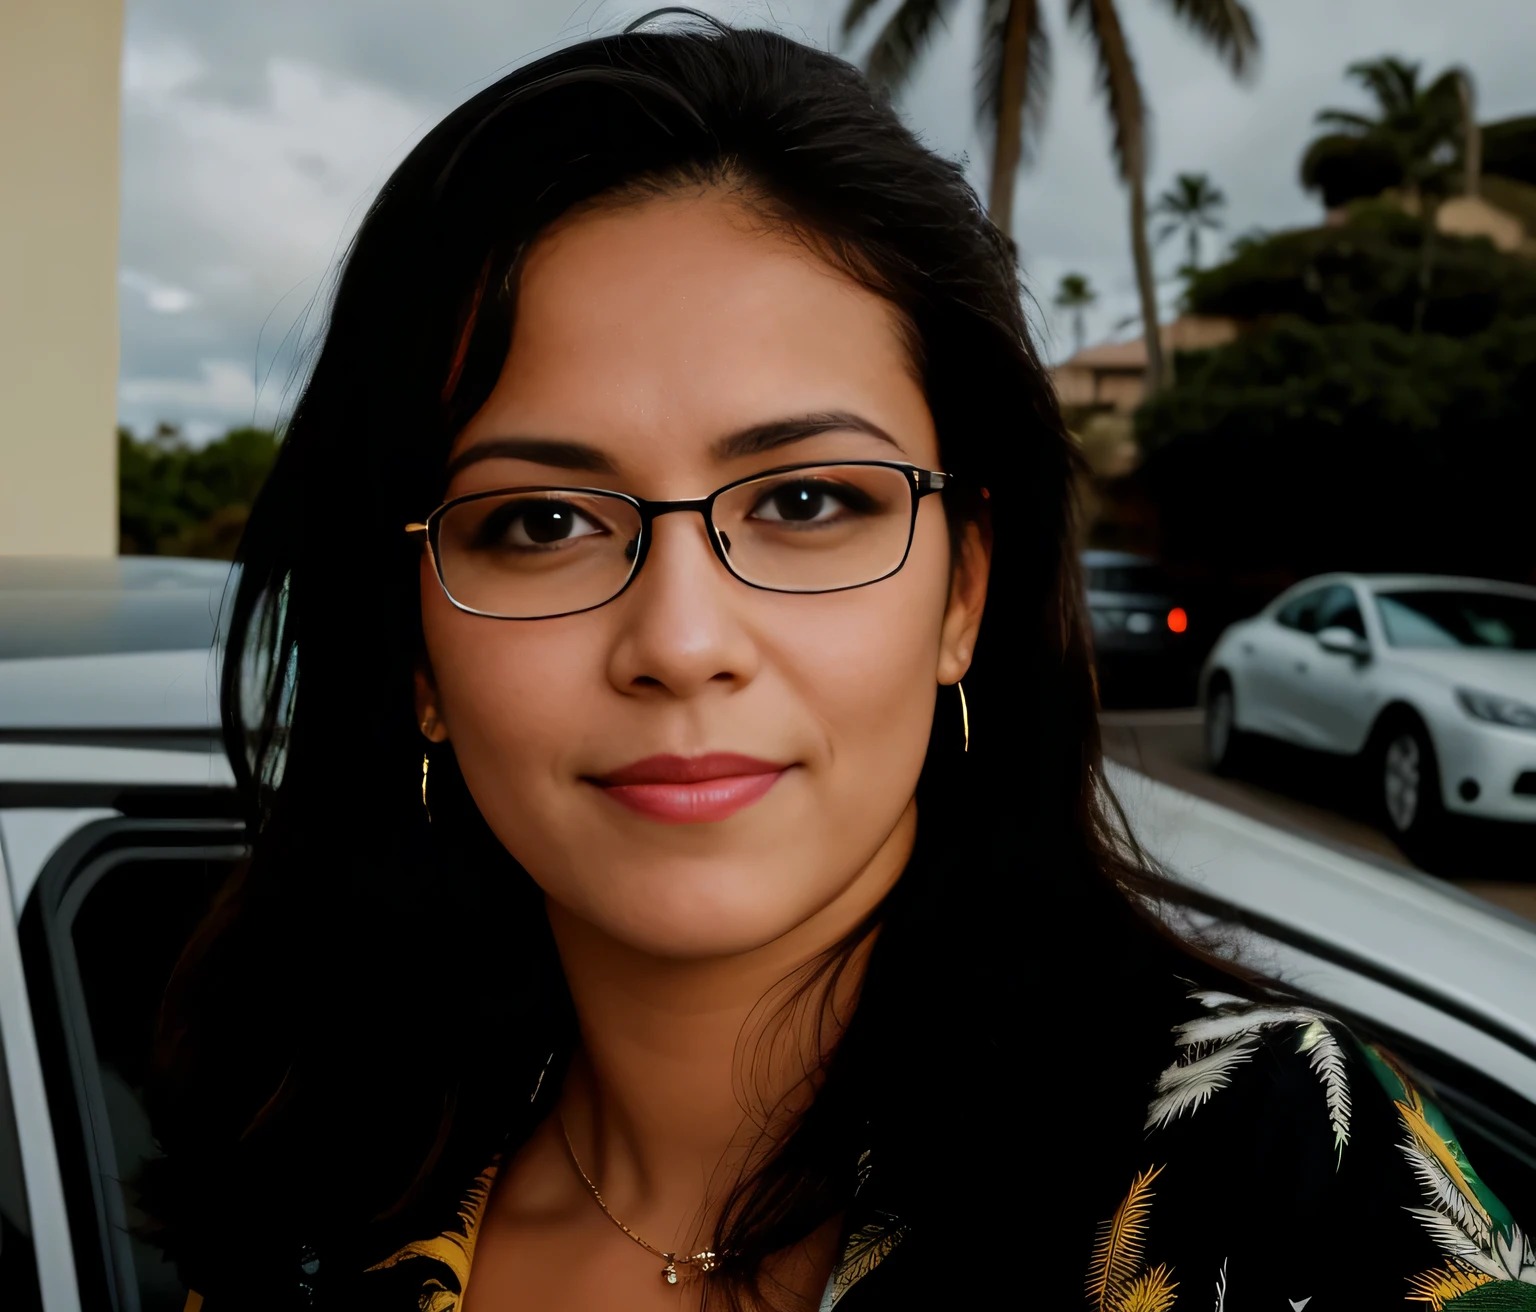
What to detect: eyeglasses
<box><xmin>406</xmin><ymin>460</ymin><xmax>950</xmax><ymax>620</ymax></box>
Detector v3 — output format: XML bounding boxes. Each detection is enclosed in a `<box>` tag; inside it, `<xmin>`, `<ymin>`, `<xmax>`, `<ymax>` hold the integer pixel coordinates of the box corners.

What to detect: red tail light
<box><xmin>1167</xmin><ymin>607</ymin><xmax>1188</xmax><ymax>634</ymax></box>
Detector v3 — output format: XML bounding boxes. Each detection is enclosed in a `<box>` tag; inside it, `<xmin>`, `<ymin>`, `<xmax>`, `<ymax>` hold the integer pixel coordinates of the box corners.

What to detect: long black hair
<box><xmin>147</xmin><ymin>15</ymin><xmax>1211</xmax><ymax>1308</ymax></box>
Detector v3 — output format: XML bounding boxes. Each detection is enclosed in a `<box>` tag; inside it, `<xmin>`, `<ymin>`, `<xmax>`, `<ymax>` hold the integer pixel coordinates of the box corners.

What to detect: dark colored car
<box><xmin>1083</xmin><ymin>550</ymin><xmax>1198</xmax><ymax>706</ymax></box>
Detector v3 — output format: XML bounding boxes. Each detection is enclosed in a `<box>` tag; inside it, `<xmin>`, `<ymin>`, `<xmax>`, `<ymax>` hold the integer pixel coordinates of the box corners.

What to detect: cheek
<box><xmin>771</xmin><ymin>518</ymin><xmax>953</xmax><ymax>768</ymax></box>
<box><xmin>419</xmin><ymin>564</ymin><xmax>599</xmax><ymax>779</ymax></box>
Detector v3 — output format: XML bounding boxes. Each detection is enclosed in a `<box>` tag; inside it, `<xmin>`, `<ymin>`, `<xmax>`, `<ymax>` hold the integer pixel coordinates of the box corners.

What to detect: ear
<box><xmin>937</xmin><ymin>518</ymin><xmax>991</xmax><ymax>686</ymax></box>
<box><xmin>414</xmin><ymin>665</ymin><xmax>451</xmax><ymax>743</ymax></box>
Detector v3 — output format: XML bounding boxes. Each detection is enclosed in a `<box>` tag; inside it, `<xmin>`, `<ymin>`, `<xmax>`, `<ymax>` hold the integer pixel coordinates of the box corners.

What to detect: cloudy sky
<box><xmin>117</xmin><ymin>0</ymin><xmax>1534</xmax><ymax>440</ymax></box>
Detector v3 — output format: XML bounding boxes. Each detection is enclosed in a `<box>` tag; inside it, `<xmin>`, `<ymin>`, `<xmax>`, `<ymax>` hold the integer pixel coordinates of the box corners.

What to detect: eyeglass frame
<box><xmin>405</xmin><ymin>459</ymin><xmax>952</xmax><ymax>621</ymax></box>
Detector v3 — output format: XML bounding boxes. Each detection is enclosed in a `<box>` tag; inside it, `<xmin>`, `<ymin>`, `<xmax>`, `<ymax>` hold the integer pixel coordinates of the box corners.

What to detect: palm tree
<box><xmin>841</xmin><ymin>0</ymin><xmax>1259</xmax><ymax>394</ymax></box>
<box><xmin>1151</xmin><ymin>172</ymin><xmax>1226</xmax><ymax>273</ymax></box>
<box><xmin>1054</xmin><ymin>272</ymin><xmax>1097</xmax><ymax>355</ymax></box>
<box><xmin>1301</xmin><ymin>57</ymin><xmax>1478</xmax><ymax>331</ymax></box>
<box><xmin>1302</xmin><ymin>57</ymin><xmax>1477</xmax><ymax>208</ymax></box>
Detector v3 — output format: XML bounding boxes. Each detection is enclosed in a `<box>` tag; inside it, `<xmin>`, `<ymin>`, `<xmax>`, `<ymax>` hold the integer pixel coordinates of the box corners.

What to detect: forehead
<box><xmin>451</xmin><ymin>190</ymin><xmax>933</xmax><ymax>474</ymax></box>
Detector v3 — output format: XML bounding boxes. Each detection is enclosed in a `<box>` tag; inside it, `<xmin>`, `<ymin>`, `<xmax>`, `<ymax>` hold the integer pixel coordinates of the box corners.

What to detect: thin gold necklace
<box><xmin>558</xmin><ymin>1114</ymin><xmax>721</xmax><ymax>1285</ymax></box>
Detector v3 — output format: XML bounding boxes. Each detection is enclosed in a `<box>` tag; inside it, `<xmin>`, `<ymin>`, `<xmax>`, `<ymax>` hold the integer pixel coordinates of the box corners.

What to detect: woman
<box><xmin>148</xmin><ymin>14</ymin><xmax>1532</xmax><ymax>1311</ymax></box>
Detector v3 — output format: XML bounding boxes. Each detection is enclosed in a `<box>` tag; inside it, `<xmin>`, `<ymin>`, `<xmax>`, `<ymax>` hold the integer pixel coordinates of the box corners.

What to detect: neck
<box><xmin>545</xmin><ymin>799</ymin><xmax>915</xmax><ymax>1240</ymax></box>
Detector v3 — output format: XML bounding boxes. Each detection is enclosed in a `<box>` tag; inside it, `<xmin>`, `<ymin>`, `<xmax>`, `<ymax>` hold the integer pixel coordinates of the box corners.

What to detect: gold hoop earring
<box><xmin>958</xmin><ymin>680</ymin><xmax>970</xmax><ymax>754</ymax></box>
<box><xmin>421</xmin><ymin>751</ymin><xmax>431</xmax><ymax>821</ymax></box>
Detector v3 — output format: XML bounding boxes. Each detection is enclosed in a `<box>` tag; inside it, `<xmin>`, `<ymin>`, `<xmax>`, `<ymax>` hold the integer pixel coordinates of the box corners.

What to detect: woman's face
<box><xmin>418</xmin><ymin>190</ymin><xmax>987</xmax><ymax>959</ymax></box>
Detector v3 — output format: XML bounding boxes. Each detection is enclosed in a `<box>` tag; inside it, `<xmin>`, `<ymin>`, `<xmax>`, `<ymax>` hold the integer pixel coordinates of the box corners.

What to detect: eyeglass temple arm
<box><xmin>404</xmin><ymin>522</ymin><xmax>428</xmax><ymax>536</ymax></box>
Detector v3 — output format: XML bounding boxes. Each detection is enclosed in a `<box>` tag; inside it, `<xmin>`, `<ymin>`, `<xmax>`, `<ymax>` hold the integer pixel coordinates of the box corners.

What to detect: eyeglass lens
<box><xmin>433</xmin><ymin>463</ymin><xmax>919</xmax><ymax>619</ymax></box>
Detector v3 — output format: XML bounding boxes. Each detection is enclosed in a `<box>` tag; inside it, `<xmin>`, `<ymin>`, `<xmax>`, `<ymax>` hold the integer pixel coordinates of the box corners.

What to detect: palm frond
<box><xmin>1172</xmin><ymin>1004</ymin><xmax>1315</xmax><ymax>1047</ymax></box>
<box><xmin>1399</xmin><ymin>1140</ymin><xmax>1491</xmax><ymax>1250</ymax></box>
<box><xmin>1086</xmin><ymin>1164</ymin><xmax>1164</xmax><ymax>1310</ymax></box>
<box><xmin>1296</xmin><ymin>1019</ymin><xmax>1353</xmax><ymax>1165</ymax></box>
<box><xmin>1153</xmin><ymin>0</ymin><xmax>1259</xmax><ymax>79</ymax></box>
<box><xmin>840</xmin><ymin>0</ymin><xmax>888</xmax><ymax>39</ymax></box>
<box><xmin>1405</xmin><ymin>1262</ymin><xmax>1495</xmax><ymax>1309</ymax></box>
<box><xmin>1314</xmin><ymin>109</ymin><xmax>1380</xmax><ymax>133</ymax></box>
<box><xmin>1114</xmin><ymin>1263</ymin><xmax>1179</xmax><ymax>1312</ymax></box>
<box><xmin>977</xmin><ymin>0</ymin><xmax>1052</xmax><ymax>165</ymax></box>
<box><xmin>1067</xmin><ymin>0</ymin><xmax>1148</xmax><ymax>183</ymax></box>
<box><xmin>865</xmin><ymin>0</ymin><xmax>960</xmax><ymax>95</ymax></box>
<box><xmin>1407</xmin><ymin>1207</ymin><xmax>1509</xmax><ymax>1279</ymax></box>
<box><xmin>365</xmin><ymin>1164</ymin><xmax>498</xmax><ymax>1292</ymax></box>
<box><xmin>1145</xmin><ymin>1037</ymin><xmax>1259</xmax><ymax>1130</ymax></box>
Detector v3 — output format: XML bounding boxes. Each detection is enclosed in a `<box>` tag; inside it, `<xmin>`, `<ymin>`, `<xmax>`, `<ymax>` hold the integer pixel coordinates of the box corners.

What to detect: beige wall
<box><xmin>0</xmin><ymin>0</ymin><xmax>123</xmax><ymax>556</ymax></box>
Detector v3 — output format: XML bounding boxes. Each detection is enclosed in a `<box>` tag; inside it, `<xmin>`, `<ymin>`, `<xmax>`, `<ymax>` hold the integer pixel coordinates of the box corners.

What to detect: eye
<box><xmin>749</xmin><ymin>480</ymin><xmax>874</xmax><ymax>524</ymax></box>
<box><xmin>477</xmin><ymin>500</ymin><xmax>606</xmax><ymax>549</ymax></box>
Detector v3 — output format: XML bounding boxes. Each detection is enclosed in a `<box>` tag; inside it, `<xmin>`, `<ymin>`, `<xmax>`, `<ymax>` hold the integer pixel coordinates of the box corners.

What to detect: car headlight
<box><xmin>1457</xmin><ymin>687</ymin><xmax>1536</xmax><ymax>730</ymax></box>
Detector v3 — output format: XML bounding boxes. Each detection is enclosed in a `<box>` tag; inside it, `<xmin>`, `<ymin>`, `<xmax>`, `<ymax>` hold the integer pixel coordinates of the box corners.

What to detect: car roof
<box><xmin>0</xmin><ymin>557</ymin><xmax>231</xmax><ymax>735</ymax></box>
<box><xmin>1080</xmin><ymin>550</ymin><xmax>1158</xmax><ymax>567</ymax></box>
<box><xmin>0</xmin><ymin>556</ymin><xmax>232</xmax><ymax>662</ymax></box>
<box><xmin>1264</xmin><ymin>572</ymin><xmax>1536</xmax><ymax>611</ymax></box>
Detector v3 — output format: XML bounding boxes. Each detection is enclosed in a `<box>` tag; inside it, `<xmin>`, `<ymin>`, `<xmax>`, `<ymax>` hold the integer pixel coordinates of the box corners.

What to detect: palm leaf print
<box><xmin>819</xmin><ymin>1220</ymin><xmax>908</xmax><ymax>1311</ymax></box>
<box><xmin>1408</xmin><ymin>1263</ymin><xmax>1496</xmax><ymax>1308</ymax></box>
<box><xmin>1296</xmin><ymin>1019</ymin><xmax>1352</xmax><ymax>1164</ymax></box>
<box><xmin>1114</xmin><ymin>1263</ymin><xmax>1178</xmax><ymax>1311</ymax></box>
<box><xmin>1145</xmin><ymin>994</ymin><xmax>1354</xmax><ymax>1157</ymax></box>
<box><xmin>1144</xmin><ymin>1037</ymin><xmax>1260</xmax><ymax>1131</ymax></box>
<box><xmin>1087</xmin><ymin>1165</ymin><xmax>1165</xmax><ymax>1310</ymax></box>
<box><xmin>365</xmin><ymin>1163</ymin><xmax>498</xmax><ymax>1302</ymax></box>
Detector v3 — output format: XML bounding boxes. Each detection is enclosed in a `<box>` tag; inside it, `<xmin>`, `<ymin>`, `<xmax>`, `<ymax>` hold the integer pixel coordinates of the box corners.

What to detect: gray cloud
<box><xmin>118</xmin><ymin>0</ymin><xmax>1534</xmax><ymax>436</ymax></box>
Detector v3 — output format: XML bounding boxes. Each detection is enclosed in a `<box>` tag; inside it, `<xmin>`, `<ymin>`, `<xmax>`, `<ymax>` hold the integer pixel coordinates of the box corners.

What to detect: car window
<box><xmin>1275</xmin><ymin>586</ymin><xmax>1333</xmax><ymax>633</ymax></box>
<box><xmin>1376</xmin><ymin>590</ymin><xmax>1536</xmax><ymax>650</ymax></box>
<box><xmin>1087</xmin><ymin>563</ymin><xmax>1172</xmax><ymax>595</ymax></box>
<box><xmin>0</xmin><ymin>1035</ymin><xmax>43</xmax><ymax>1309</ymax></box>
<box><xmin>23</xmin><ymin>825</ymin><xmax>243</xmax><ymax>1312</ymax></box>
<box><xmin>1313</xmin><ymin>585</ymin><xmax>1366</xmax><ymax>638</ymax></box>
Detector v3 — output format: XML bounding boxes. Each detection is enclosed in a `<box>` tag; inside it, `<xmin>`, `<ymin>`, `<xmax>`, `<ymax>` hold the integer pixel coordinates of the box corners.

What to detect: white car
<box><xmin>1199</xmin><ymin>573</ymin><xmax>1536</xmax><ymax>853</ymax></box>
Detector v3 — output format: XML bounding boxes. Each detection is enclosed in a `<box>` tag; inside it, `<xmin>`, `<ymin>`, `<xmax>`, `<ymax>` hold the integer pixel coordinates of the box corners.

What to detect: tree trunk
<box><xmin>1458</xmin><ymin>72</ymin><xmax>1481</xmax><ymax>199</ymax></box>
<box><xmin>986</xmin><ymin>0</ymin><xmax>1037</xmax><ymax>240</ymax></box>
<box><xmin>1128</xmin><ymin>171</ymin><xmax>1166</xmax><ymax>392</ymax></box>
<box><xmin>1413</xmin><ymin>199</ymin><xmax>1439</xmax><ymax>335</ymax></box>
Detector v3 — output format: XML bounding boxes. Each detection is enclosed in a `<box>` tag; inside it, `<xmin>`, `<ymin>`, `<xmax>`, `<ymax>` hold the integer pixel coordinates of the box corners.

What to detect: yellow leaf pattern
<box><xmin>1406</xmin><ymin>1262</ymin><xmax>1496</xmax><ymax>1308</ymax></box>
<box><xmin>1087</xmin><ymin>1166</ymin><xmax>1172</xmax><ymax>1311</ymax></box>
<box><xmin>365</xmin><ymin>1163</ymin><xmax>498</xmax><ymax>1310</ymax></box>
<box><xmin>1114</xmin><ymin>1263</ymin><xmax>1179</xmax><ymax>1312</ymax></box>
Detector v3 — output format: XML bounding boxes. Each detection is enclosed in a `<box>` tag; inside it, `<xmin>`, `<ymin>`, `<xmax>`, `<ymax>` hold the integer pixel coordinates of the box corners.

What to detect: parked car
<box><xmin>1199</xmin><ymin>573</ymin><xmax>1536</xmax><ymax>856</ymax></box>
<box><xmin>1082</xmin><ymin>550</ymin><xmax>1198</xmax><ymax>705</ymax></box>
<box><xmin>2</xmin><ymin>560</ymin><xmax>1535</xmax><ymax>1310</ymax></box>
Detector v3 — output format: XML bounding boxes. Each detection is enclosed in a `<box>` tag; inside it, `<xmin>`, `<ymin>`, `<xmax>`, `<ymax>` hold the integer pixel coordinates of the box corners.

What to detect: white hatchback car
<box><xmin>1200</xmin><ymin>573</ymin><xmax>1536</xmax><ymax>853</ymax></box>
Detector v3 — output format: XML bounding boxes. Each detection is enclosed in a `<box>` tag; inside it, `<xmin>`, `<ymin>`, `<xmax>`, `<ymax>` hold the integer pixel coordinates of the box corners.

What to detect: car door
<box><xmin>1245</xmin><ymin>586</ymin><xmax>1332</xmax><ymax>744</ymax></box>
<box><xmin>1290</xmin><ymin>584</ymin><xmax>1380</xmax><ymax>753</ymax></box>
<box><xmin>16</xmin><ymin>814</ymin><xmax>245</xmax><ymax>1312</ymax></box>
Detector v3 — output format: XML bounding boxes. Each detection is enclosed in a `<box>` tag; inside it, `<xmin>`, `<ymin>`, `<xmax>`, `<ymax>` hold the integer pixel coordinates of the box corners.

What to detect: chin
<box><xmin>561</xmin><ymin>859</ymin><xmax>838</xmax><ymax>960</ymax></box>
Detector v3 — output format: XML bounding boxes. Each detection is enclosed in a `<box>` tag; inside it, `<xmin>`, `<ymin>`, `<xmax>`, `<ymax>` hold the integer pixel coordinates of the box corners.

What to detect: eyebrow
<box><xmin>444</xmin><ymin>411</ymin><xmax>902</xmax><ymax>482</ymax></box>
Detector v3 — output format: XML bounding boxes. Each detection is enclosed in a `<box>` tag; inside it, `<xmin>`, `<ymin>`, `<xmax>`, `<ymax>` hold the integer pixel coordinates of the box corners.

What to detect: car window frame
<box><xmin>19</xmin><ymin>816</ymin><xmax>246</xmax><ymax>1312</ymax></box>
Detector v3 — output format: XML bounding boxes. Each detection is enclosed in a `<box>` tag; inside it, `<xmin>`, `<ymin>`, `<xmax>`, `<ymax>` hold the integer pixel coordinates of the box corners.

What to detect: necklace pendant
<box><xmin>663</xmin><ymin>1259</ymin><xmax>679</xmax><ymax>1285</ymax></box>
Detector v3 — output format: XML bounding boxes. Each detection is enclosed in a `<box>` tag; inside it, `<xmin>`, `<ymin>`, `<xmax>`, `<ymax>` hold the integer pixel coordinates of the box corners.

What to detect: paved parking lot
<box><xmin>1101</xmin><ymin>707</ymin><xmax>1536</xmax><ymax>925</ymax></box>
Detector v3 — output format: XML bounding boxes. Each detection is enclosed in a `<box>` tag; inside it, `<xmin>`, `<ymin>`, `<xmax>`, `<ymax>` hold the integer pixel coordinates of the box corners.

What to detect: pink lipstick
<box><xmin>588</xmin><ymin>752</ymin><xmax>788</xmax><ymax>824</ymax></box>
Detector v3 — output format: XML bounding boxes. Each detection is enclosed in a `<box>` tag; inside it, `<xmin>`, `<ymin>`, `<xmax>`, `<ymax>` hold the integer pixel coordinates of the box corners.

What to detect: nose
<box><xmin>604</xmin><ymin>511</ymin><xmax>760</xmax><ymax>699</ymax></box>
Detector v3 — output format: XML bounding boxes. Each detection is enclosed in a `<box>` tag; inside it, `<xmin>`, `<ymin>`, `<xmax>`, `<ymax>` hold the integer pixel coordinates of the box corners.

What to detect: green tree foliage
<box><xmin>119</xmin><ymin>423</ymin><xmax>280</xmax><ymax>558</ymax></box>
<box><xmin>1184</xmin><ymin>204</ymin><xmax>1536</xmax><ymax>334</ymax></box>
<box><xmin>1135</xmin><ymin>315</ymin><xmax>1536</xmax><ymax>581</ymax></box>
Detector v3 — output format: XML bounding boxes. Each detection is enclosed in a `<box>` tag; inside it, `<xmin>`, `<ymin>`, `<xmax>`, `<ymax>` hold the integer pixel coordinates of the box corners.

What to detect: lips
<box><xmin>587</xmin><ymin>752</ymin><xmax>789</xmax><ymax>824</ymax></box>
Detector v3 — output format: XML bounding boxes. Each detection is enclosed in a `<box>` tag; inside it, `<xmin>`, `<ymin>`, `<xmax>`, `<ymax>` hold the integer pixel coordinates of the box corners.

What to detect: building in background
<box><xmin>0</xmin><ymin>0</ymin><xmax>124</xmax><ymax>556</ymax></box>
<box><xmin>1051</xmin><ymin>315</ymin><xmax>1239</xmax><ymax>415</ymax></box>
